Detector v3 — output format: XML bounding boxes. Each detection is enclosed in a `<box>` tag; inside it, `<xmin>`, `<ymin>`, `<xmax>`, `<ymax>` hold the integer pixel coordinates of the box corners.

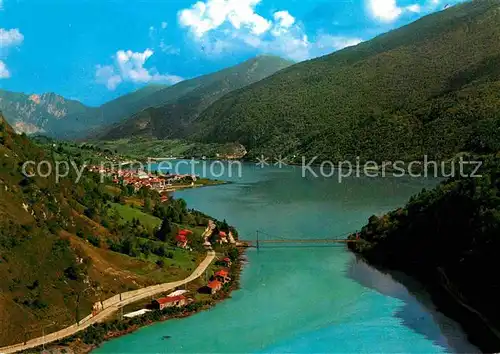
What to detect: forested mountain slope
<box><xmin>0</xmin><ymin>112</ymin><xmax>217</xmax><ymax>346</ymax></box>
<box><xmin>191</xmin><ymin>0</ymin><xmax>500</xmax><ymax>162</ymax></box>
<box><xmin>96</xmin><ymin>55</ymin><xmax>293</xmax><ymax>140</ymax></box>
<box><xmin>348</xmin><ymin>155</ymin><xmax>500</xmax><ymax>351</ymax></box>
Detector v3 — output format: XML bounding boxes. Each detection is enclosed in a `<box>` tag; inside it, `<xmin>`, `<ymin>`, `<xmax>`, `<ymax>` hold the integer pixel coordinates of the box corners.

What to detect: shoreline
<box><xmin>39</xmin><ymin>247</ymin><xmax>246</xmax><ymax>354</ymax></box>
<box><xmin>347</xmin><ymin>248</ymin><xmax>500</xmax><ymax>353</ymax></box>
<box><xmin>165</xmin><ymin>180</ymin><xmax>230</xmax><ymax>192</ymax></box>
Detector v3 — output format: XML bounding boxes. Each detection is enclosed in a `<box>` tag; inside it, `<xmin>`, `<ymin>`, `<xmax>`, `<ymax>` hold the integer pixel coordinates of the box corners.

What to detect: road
<box><xmin>0</xmin><ymin>251</ymin><xmax>216</xmax><ymax>354</ymax></box>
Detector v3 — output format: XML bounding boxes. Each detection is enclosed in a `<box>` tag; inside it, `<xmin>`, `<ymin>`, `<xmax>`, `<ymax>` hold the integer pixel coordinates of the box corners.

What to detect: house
<box><xmin>152</xmin><ymin>295</ymin><xmax>187</xmax><ymax>310</ymax></box>
<box><xmin>218</xmin><ymin>231</ymin><xmax>228</xmax><ymax>244</ymax></box>
<box><xmin>150</xmin><ymin>178</ymin><xmax>165</xmax><ymax>189</ymax></box>
<box><xmin>176</xmin><ymin>234</ymin><xmax>188</xmax><ymax>248</ymax></box>
<box><xmin>228</xmin><ymin>231</ymin><xmax>236</xmax><ymax>244</ymax></box>
<box><xmin>221</xmin><ymin>257</ymin><xmax>232</xmax><ymax>267</ymax></box>
<box><xmin>207</xmin><ymin>280</ymin><xmax>222</xmax><ymax>294</ymax></box>
<box><xmin>214</xmin><ymin>269</ymin><xmax>231</xmax><ymax>284</ymax></box>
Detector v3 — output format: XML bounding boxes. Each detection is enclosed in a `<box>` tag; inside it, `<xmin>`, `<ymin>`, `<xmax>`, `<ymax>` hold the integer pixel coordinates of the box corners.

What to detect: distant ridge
<box><xmin>0</xmin><ymin>56</ymin><xmax>292</xmax><ymax>141</ymax></box>
<box><xmin>95</xmin><ymin>55</ymin><xmax>293</xmax><ymax>140</ymax></box>
<box><xmin>187</xmin><ymin>0</ymin><xmax>500</xmax><ymax>161</ymax></box>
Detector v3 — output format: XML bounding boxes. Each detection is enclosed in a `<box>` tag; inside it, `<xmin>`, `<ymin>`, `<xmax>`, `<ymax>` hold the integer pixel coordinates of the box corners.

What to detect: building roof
<box><xmin>123</xmin><ymin>309</ymin><xmax>152</xmax><ymax>318</ymax></box>
<box><xmin>223</xmin><ymin>257</ymin><xmax>231</xmax><ymax>262</ymax></box>
<box><xmin>215</xmin><ymin>270</ymin><xmax>229</xmax><ymax>277</ymax></box>
<box><xmin>168</xmin><ymin>289</ymin><xmax>188</xmax><ymax>297</ymax></box>
<box><xmin>155</xmin><ymin>295</ymin><xmax>186</xmax><ymax>304</ymax></box>
<box><xmin>219</xmin><ymin>231</ymin><xmax>227</xmax><ymax>237</ymax></box>
<box><xmin>207</xmin><ymin>280</ymin><xmax>222</xmax><ymax>289</ymax></box>
<box><xmin>176</xmin><ymin>234</ymin><xmax>187</xmax><ymax>242</ymax></box>
<box><xmin>179</xmin><ymin>229</ymin><xmax>193</xmax><ymax>235</ymax></box>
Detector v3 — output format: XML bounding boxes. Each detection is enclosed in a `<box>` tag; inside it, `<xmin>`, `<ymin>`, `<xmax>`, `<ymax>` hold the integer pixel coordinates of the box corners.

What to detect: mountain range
<box><xmin>189</xmin><ymin>0</ymin><xmax>500</xmax><ymax>161</ymax></box>
<box><xmin>0</xmin><ymin>56</ymin><xmax>292</xmax><ymax>140</ymax></box>
<box><xmin>3</xmin><ymin>1</ymin><xmax>500</xmax><ymax>163</ymax></box>
<box><xmin>93</xmin><ymin>55</ymin><xmax>293</xmax><ymax>140</ymax></box>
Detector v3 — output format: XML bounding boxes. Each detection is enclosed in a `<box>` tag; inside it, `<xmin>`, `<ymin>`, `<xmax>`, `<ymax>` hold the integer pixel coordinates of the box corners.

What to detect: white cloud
<box><xmin>0</xmin><ymin>60</ymin><xmax>10</xmax><ymax>79</ymax></box>
<box><xmin>96</xmin><ymin>49</ymin><xmax>184</xmax><ymax>90</ymax></box>
<box><xmin>271</xmin><ymin>10</ymin><xmax>295</xmax><ymax>36</ymax></box>
<box><xmin>160</xmin><ymin>41</ymin><xmax>180</xmax><ymax>55</ymax></box>
<box><xmin>0</xmin><ymin>28</ymin><xmax>24</xmax><ymax>48</ymax></box>
<box><xmin>161</xmin><ymin>21</ymin><xmax>168</xmax><ymax>29</ymax></box>
<box><xmin>315</xmin><ymin>35</ymin><xmax>363</xmax><ymax>53</ymax></box>
<box><xmin>95</xmin><ymin>65</ymin><xmax>122</xmax><ymax>90</ymax></box>
<box><xmin>240</xmin><ymin>33</ymin><xmax>362</xmax><ymax>62</ymax></box>
<box><xmin>367</xmin><ymin>0</ymin><xmax>402</xmax><ymax>21</ymax></box>
<box><xmin>179</xmin><ymin>0</ymin><xmax>364</xmax><ymax>61</ymax></box>
<box><xmin>0</xmin><ymin>0</ymin><xmax>3</xmax><ymax>10</ymax></box>
<box><xmin>179</xmin><ymin>0</ymin><xmax>271</xmax><ymax>37</ymax></box>
<box><xmin>366</xmin><ymin>0</ymin><xmax>422</xmax><ymax>22</ymax></box>
<box><xmin>0</xmin><ymin>28</ymin><xmax>24</xmax><ymax>79</ymax></box>
<box><xmin>406</xmin><ymin>4</ymin><xmax>421</xmax><ymax>12</ymax></box>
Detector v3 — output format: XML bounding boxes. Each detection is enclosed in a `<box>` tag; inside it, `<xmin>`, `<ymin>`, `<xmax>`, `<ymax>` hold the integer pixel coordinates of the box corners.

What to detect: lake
<box><xmin>95</xmin><ymin>161</ymin><xmax>478</xmax><ymax>353</ymax></box>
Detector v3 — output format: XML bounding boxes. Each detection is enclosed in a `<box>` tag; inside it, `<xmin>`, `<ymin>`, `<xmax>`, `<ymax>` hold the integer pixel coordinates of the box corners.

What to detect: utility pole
<box><xmin>41</xmin><ymin>321</ymin><xmax>54</xmax><ymax>351</ymax></box>
<box><xmin>256</xmin><ymin>230</ymin><xmax>260</xmax><ymax>251</ymax></box>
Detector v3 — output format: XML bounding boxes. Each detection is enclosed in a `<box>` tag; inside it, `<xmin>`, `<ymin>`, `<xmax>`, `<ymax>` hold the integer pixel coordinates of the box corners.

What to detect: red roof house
<box><xmin>217</xmin><ymin>231</ymin><xmax>228</xmax><ymax>244</ymax></box>
<box><xmin>215</xmin><ymin>269</ymin><xmax>229</xmax><ymax>277</ymax></box>
<box><xmin>176</xmin><ymin>234</ymin><xmax>187</xmax><ymax>242</ymax></box>
<box><xmin>215</xmin><ymin>269</ymin><xmax>231</xmax><ymax>283</ymax></box>
<box><xmin>152</xmin><ymin>295</ymin><xmax>187</xmax><ymax>310</ymax></box>
<box><xmin>176</xmin><ymin>234</ymin><xmax>188</xmax><ymax>248</ymax></box>
<box><xmin>207</xmin><ymin>280</ymin><xmax>222</xmax><ymax>294</ymax></box>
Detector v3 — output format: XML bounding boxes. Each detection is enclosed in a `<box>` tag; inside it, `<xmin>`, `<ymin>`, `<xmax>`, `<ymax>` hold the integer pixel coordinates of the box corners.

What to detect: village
<box><xmin>87</xmin><ymin>165</ymin><xmax>198</xmax><ymax>193</ymax></box>
<box><xmin>94</xmin><ymin>219</ymin><xmax>239</xmax><ymax>320</ymax></box>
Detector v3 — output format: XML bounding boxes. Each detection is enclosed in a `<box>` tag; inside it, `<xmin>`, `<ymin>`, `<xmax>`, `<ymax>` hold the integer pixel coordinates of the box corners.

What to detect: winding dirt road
<box><xmin>0</xmin><ymin>251</ymin><xmax>216</xmax><ymax>354</ymax></box>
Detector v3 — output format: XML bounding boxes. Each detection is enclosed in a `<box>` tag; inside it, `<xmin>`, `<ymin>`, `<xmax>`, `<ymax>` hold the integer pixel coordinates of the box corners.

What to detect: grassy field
<box><xmin>91</xmin><ymin>137</ymin><xmax>245</xmax><ymax>160</ymax></box>
<box><xmin>109</xmin><ymin>203</ymin><xmax>162</xmax><ymax>229</ymax></box>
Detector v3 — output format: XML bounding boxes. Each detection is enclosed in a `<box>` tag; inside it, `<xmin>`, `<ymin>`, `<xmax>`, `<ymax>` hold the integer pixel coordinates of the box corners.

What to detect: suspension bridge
<box><xmin>239</xmin><ymin>230</ymin><xmax>360</xmax><ymax>249</ymax></box>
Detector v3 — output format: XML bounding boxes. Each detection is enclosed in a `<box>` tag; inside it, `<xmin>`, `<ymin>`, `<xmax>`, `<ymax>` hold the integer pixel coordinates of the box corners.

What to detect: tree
<box><xmin>144</xmin><ymin>198</ymin><xmax>152</xmax><ymax>213</ymax></box>
<box><xmin>156</xmin><ymin>218</ymin><xmax>172</xmax><ymax>242</ymax></box>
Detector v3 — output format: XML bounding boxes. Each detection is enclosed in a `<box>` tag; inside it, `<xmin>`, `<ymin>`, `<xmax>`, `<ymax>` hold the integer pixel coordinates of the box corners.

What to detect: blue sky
<box><xmin>0</xmin><ymin>0</ymin><xmax>460</xmax><ymax>106</ymax></box>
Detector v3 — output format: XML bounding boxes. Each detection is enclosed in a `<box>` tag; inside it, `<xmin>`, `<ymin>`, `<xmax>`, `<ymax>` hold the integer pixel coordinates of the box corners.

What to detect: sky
<box><xmin>0</xmin><ymin>0</ymin><xmax>462</xmax><ymax>106</ymax></box>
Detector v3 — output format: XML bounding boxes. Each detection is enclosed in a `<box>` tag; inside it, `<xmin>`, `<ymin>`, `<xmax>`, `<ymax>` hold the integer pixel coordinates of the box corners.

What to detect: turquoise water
<box><xmin>95</xmin><ymin>162</ymin><xmax>478</xmax><ymax>353</ymax></box>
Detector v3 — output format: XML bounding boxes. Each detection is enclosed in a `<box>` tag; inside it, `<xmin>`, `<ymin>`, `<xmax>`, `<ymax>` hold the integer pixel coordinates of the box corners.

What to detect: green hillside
<box><xmin>190</xmin><ymin>0</ymin><xmax>500</xmax><ymax>162</ymax></box>
<box><xmin>0</xmin><ymin>112</ymin><xmax>229</xmax><ymax>346</ymax></box>
<box><xmin>348</xmin><ymin>154</ymin><xmax>500</xmax><ymax>351</ymax></box>
<box><xmin>96</xmin><ymin>55</ymin><xmax>293</xmax><ymax>140</ymax></box>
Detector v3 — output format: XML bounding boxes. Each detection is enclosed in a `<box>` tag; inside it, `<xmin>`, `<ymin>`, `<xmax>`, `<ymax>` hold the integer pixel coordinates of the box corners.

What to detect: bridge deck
<box><xmin>241</xmin><ymin>239</ymin><xmax>356</xmax><ymax>244</ymax></box>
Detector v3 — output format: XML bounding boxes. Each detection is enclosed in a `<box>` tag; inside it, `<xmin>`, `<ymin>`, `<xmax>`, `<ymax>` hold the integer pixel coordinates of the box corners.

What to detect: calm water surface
<box><xmin>95</xmin><ymin>162</ymin><xmax>478</xmax><ymax>353</ymax></box>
